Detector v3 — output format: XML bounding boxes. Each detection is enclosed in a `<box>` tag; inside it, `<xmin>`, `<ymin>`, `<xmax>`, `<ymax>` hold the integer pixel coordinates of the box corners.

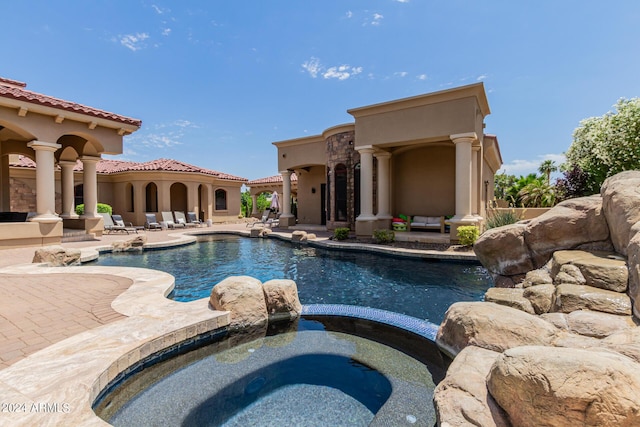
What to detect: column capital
<box><xmin>279</xmin><ymin>170</ymin><xmax>291</xmax><ymax>177</ymax></box>
<box><xmin>450</xmin><ymin>132</ymin><xmax>478</xmax><ymax>143</ymax></box>
<box><xmin>27</xmin><ymin>140</ymin><xmax>61</xmax><ymax>152</ymax></box>
<box><xmin>373</xmin><ymin>151</ymin><xmax>392</xmax><ymax>159</ymax></box>
<box><xmin>58</xmin><ymin>160</ymin><xmax>77</xmax><ymax>167</ymax></box>
<box><xmin>80</xmin><ymin>155</ymin><xmax>101</xmax><ymax>164</ymax></box>
<box><xmin>356</xmin><ymin>146</ymin><xmax>375</xmax><ymax>154</ymax></box>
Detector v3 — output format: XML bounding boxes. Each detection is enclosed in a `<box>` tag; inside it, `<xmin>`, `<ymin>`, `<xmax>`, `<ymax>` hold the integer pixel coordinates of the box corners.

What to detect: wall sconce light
<box><xmin>282</xmin><ymin>153</ymin><xmax>287</xmax><ymax>158</ymax></box>
<box><xmin>311</xmin><ymin>187</ymin><xmax>316</xmax><ymax>194</ymax></box>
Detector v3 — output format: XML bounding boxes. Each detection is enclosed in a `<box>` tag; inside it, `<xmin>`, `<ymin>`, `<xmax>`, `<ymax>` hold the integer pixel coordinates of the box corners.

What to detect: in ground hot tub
<box><xmin>94</xmin><ymin>306</ymin><xmax>448</xmax><ymax>426</ymax></box>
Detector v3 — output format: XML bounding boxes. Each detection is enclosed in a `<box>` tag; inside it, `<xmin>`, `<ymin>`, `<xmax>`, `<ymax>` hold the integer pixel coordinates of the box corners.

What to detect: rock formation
<box><xmin>32</xmin><ymin>245</ymin><xmax>81</xmax><ymax>266</ymax></box>
<box><xmin>434</xmin><ymin>171</ymin><xmax>640</xmax><ymax>426</ymax></box>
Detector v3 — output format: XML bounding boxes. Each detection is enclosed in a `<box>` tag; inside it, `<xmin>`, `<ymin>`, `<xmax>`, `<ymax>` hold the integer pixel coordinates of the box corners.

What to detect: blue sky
<box><xmin>3</xmin><ymin>1</ymin><xmax>640</xmax><ymax>181</ymax></box>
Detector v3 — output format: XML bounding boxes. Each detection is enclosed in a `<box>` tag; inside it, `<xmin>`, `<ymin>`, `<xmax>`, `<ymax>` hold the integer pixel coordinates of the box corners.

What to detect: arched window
<box><xmin>145</xmin><ymin>182</ymin><xmax>158</xmax><ymax>212</ymax></box>
<box><xmin>335</xmin><ymin>163</ymin><xmax>347</xmax><ymax>221</ymax></box>
<box><xmin>215</xmin><ymin>189</ymin><xmax>227</xmax><ymax>210</ymax></box>
<box><xmin>125</xmin><ymin>183</ymin><xmax>134</xmax><ymax>212</ymax></box>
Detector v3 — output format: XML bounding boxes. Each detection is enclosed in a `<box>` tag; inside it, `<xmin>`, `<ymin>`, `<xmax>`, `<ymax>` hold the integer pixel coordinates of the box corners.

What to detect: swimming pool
<box><xmin>92</xmin><ymin>234</ymin><xmax>492</xmax><ymax>323</ymax></box>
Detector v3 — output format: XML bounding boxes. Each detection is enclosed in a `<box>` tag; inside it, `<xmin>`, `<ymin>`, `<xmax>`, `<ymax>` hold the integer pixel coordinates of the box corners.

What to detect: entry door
<box><xmin>320</xmin><ymin>183</ymin><xmax>326</xmax><ymax>225</ymax></box>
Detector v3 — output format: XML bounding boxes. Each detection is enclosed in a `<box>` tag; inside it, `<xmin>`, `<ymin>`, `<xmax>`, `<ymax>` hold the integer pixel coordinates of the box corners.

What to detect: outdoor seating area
<box><xmin>100</xmin><ymin>213</ymin><xmax>143</xmax><ymax>234</ymax></box>
<box><xmin>247</xmin><ymin>209</ymin><xmax>280</xmax><ymax>228</ymax></box>
<box><xmin>407</xmin><ymin>216</ymin><xmax>446</xmax><ymax>233</ymax></box>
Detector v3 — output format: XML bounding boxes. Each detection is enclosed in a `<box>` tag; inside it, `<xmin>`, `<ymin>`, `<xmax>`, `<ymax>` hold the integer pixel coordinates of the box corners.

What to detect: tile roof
<box><xmin>247</xmin><ymin>172</ymin><xmax>297</xmax><ymax>186</ymax></box>
<box><xmin>10</xmin><ymin>156</ymin><xmax>247</xmax><ymax>182</ymax></box>
<box><xmin>0</xmin><ymin>77</ymin><xmax>142</xmax><ymax>127</ymax></box>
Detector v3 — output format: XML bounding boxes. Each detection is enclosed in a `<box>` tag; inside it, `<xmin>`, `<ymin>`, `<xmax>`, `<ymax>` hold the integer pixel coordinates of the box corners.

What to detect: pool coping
<box><xmin>0</xmin><ymin>229</ymin><xmax>471</xmax><ymax>426</ymax></box>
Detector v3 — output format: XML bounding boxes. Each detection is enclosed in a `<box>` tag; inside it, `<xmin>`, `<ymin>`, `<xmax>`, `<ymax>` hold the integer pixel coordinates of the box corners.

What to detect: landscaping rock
<box><xmin>436</xmin><ymin>302</ymin><xmax>558</xmax><ymax>358</ymax></box>
<box><xmin>540</xmin><ymin>312</ymin><xmax>569</xmax><ymax>330</ymax></box>
<box><xmin>433</xmin><ymin>346</ymin><xmax>510</xmax><ymax>427</ymax></box>
<box><xmin>32</xmin><ymin>245</ymin><xmax>81</xmax><ymax>266</ymax></box>
<box><xmin>601</xmin><ymin>170</ymin><xmax>640</xmax><ymax>256</ymax></box>
<box><xmin>291</xmin><ymin>230</ymin><xmax>307</xmax><ymax>242</ymax></box>
<box><xmin>554</xmin><ymin>283</ymin><xmax>632</xmax><ymax>315</ymax></box>
<box><xmin>474</xmin><ymin>224</ymin><xmax>533</xmax><ymax>276</ymax></box>
<box><xmin>484</xmin><ymin>287</ymin><xmax>535</xmax><ymax>314</ymax></box>
<box><xmin>554</xmin><ymin>263</ymin><xmax>586</xmax><ymax>285</ymax></box>
<box><xmin>628</xmin><ymin>223</ymin><xmax>640</xmax><ymax>318</ymax></box>
<box><xmin>111</xmin><ymin>235</ymin><xmax>147</xmax><ymax>252</ymax></box>
<box><xmin>524</xmin><ymin>196</ymin><xmax>610</xmax><ymax>268</ymax></box>
<box><xmin>487</xmin><ymin>346</ymin><xmax>640</xmax><ymax>427</ymax></box>
<box><xmin>523</xmin><ymin>284</ymin><xmax>555</xmax><ymax>314</ymax></box>
<box><xmin>601</xmin><ymin>327</ymin><xmax>640</xmax><ymax>363</ymax></box>
<box><xmin>522</xmin><ymin>268</ymin><xmax>553</xmax><ymax>288</ymax></box>
<box><xmin>209</xmin><ymin>276</ymin><xmax>268</xmax><ymax>330</ymax></box>
<box><xmin>262</xmin><ymin>279</ymin><xmax>302</xmax><ymax>323</ymax></box>
<box><xmin>563</xmin><ymin>310</ymin><xmax>636</xmax><ymax>338</ymax></box>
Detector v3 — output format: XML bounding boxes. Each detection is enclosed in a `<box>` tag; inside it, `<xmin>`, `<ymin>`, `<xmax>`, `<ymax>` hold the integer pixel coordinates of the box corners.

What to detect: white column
<box><xmin>59</xmin><ymin>160</ymin><xmax>78</xmax><ymax>218</ymax></box>
<box><xmin>471</xmin><ymin>145</ymin><xmax>480</xmax><ymax>217</ymax></box>
<box><xmin>450</xmin><ymin>133</ymin><xmax>477</xmax><ymax>222</ymax></box>
<box><xmin>80</xmin><ymin>156</ymin><xmax>100</xmax><ymax>218</ymax></box>
<box><xmin>27</xmin><ymin>141</ymin><xmax>62</xmax><ymax>222</ymax></box>
<box><xmin>356</xmin><ymin>147</ymin><xmax>376</xmax><ymax>221</ymax></box>
<box><xmin>251</xmin><ymin>193</ymin><xmax>258</xmax><ymax>215</ymax></box>
<box><xmin>280</xmin><ymin>170</ymin><xmax>293</xmax><ymax>219</ymax></box>
<box><xmin>374</xmin><ymin>151</ymin><xmax>392</xmax><ymax>219</ymax></box>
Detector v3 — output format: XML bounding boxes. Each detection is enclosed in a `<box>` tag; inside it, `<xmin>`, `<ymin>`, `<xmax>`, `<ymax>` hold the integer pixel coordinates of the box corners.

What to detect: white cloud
<box><xmin>498</xmin><ymin>154</ymin><xmax>566</xmax><ymax>177</ymax></box>
<box><xmin>151</xmin><ymin>4</ymin><xmax>169</xmax><ymax>14</ymax></box>
<box><xmin>417</xmin><ymin>74</ymin><xmax>428</xmax><ymax>80</ymax></box>
<box><xmin>346</xmin><ymin>10</ymin><xmax>353</xmax><ymax>18</ymax></box>
<box><xmin>371</xmin><ymin>13</ymin><xmax>384</xmax><ymax>25</ymax></box>
<box><xmin>394</xmin><ymin>0</ymin><xmax>410</xmax><ymax>2</ymax></box>
<box><xmin>118</xmin><ymin>33</ymin><xmax>150</xmax><ymax>51</ymax></box>
<box><xmin>476</xmin><ymin>74</ymin><xmax>488</xmax><ymax>81</ymax></box>
<box><xmin>323</xmin><ymin>65</ymin><xmax>363</xmax><ymax>80</ymax></box>
<box><xmin>302</xmin><ymin>57</ymin><xmax>363</xmax><ymax>81</ymax></box>
<box><xmin>394</xmin><ymin>71</ymin><xmax>408</xmax><ymax>78</ymax></box>
<box><xmin>302</xmin><ymin>57</ymin><xmax>322</xmax><ymax>78</ymax></box>
<box><xmin>162</xmin><ymin>28</ymin><xmax>171</xmax><ymax>36</ymax></box>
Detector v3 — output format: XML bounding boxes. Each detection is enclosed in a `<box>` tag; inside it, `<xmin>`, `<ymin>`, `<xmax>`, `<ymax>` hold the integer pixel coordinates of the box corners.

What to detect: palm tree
<box><xmin>538</xmin><ymin>160</ymin><xmax>558</xmax><ymax>185</ymax></box>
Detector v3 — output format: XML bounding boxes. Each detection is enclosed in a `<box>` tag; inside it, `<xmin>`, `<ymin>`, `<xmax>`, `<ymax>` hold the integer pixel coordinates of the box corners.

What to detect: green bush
<box><xmin>373</xmin><ymin>229</ymin><xmax>395</xmax><ymax>244</ymax></box>
<box><xmin>486</xmin><ymin>209</ymin><xmax>522</xmax><ymax>229</ymax></box>
<box><xmin>333</xmin><ymin>227</ymin><xmax>350</xmax><ymax>241</ymax></box>
<box><xmin>75</xmin><ymin>203</ymin><xmax>112</xmax><ymax>215</ymax></box>
<box><xmin>457</xmin><ymin>225</ymin><xmax>479</xmax><ymax>246</ymax></box>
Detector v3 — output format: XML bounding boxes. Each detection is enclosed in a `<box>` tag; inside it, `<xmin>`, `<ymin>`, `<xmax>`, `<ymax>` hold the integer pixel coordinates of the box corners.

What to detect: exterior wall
<box><xmin>325</xmin><ymin>129</ymin><xmax>359</xmax><ymax>229</ymax></box>
<box><xmin>275</xmin><ymin>135</ymin><xmax>326</xmax><ymax>172</ymax></box>
<box><xmin>295</xmin><ymin>166</ymin><xmax>325</xmax><ymax>225</ymax></box>
<box><xmin>392</xmin><ymin>144</ymin><xmax>456</xmax><ymax>216</ymax></box>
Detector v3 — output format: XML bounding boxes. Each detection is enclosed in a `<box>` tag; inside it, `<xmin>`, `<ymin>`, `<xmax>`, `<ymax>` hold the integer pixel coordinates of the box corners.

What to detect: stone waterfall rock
<box><xmin>484</xmin><ymin>288</ymin><xmax>535</xmax><ymax>314</ymax></box>
<box><xmin>627</xmin><ymin>222</ymin><xmax>640</xmax><ymax>318</ymax></box>
<box><xmin>474</xmin><ymin>223</ymin><xmax>533</xmax><ymax>276</ymax></box>
<box><xmin>32</xmin><ymin>245</ymin><xmax>81</xmax><ymax>266</ymax></box>
<box><xmin>262</xmin><ymin>279</ymin><xmax>302</xmax><ymax>322</ymax></box>
<box><xmin>436</xmin><ymin>302</ymin><xmax>559</xmax><ymax>358</ymax></box>
<box><xmin>552</xmin><ymin>250</ymin><xmax>628</xmax><ymax>292</ymax></box>
<box><xmin>209</xmin><ymin>276</ymin><xmax>268</xmax><ymax>330</ymax></box>
<box><xmin>487</xmin><ymin>346</ymin><xmax>640</xmax><ymax>427</ymax></box>
<box><xmin>433</xmin><ymin>346</ymin><xmax>510</xmax><ymax>427</ymax></box>
<box><xmin>553</xmin><ymin>283</ymin><xmax>632</xmax><ymax>315</ymax></box>
<box><xmin>601</xmin><ymin>170</ymin><xmax>640</xmax><ymax>256</ymax></box>
<box><xmin>523</xmin><ymin>284</ymin><xmax>555</xmax><ymax>314</ymax></box>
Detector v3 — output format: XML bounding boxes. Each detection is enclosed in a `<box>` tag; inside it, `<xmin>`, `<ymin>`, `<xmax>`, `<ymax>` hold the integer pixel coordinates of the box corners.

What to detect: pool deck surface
<box><xmin>0</xmin><ymin>222</ymin><xmax>474</xmax><ymax>426</ymax></box>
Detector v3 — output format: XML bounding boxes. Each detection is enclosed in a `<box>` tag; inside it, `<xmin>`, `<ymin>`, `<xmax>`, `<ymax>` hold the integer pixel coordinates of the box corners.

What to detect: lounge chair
<box><xmin>187</xmin><ymin>212</ymin><xmax>203</xmax><ymax>227</ymax></box>
<box><xmin>100</xmin><ymin>213</ymin><xmax>137</xmax><ymax>234</ymax></box>
<box><xmin>161</xmin><ymin>211</ymin><xmax>185</xmax><ymax>229</ymax></box>
<box><xmin>145</xmin><ymin>213</ymin><xmax>162</xmax><ymax>231</ymax></box>
<box><xmin>174</xmin><ymin>211</ymin><xmax>197</xmax><ymax>228</ymax></box>
<box><xmin>248</xmin><ymin>210</ymin><xmax>280</xmax><ymax>228</ymax></box>
<box><xmin>112</xmin><ymin>214</ymin><xmax>144</xmax><ymax>233</ymax></box>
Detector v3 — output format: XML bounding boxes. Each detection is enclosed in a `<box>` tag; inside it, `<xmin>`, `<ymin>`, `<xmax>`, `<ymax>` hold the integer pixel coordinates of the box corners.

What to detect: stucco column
<box><xmin>374</xmin><ymin>151</ymin><xmax>392</xmax><ymax>220</ymax></box>
<box><xmin>27</xmin><ymin>141</ymin><xmax>62</xmax><ymax>222</ymax></box>
<box><xmin>0</xmin><ymin>154</ymin><xmax>10</xmax><ymax>211</ymax></box>
<box><xmin>80</xmin><ymin>156</ymin><xmax>100</xmax><ymax>218</ymax></box>
<box><xmin>471</xmin><ymin>145</ymin><xmax>480</xmax><ymax>217</ymax></box>
<box><xmin>450</xmin><ymin>133</ymin><xmax>477</xmax><ymax>222</ymax></box>
<box><xmin>59</xmin><ymin>160</ymin><xmax>78</xmax><ymax>218</ymax></box>
<box><xmin>356</xmin><ymin>147</ymin><xmax>376</xmax><ymax>221</ymax></box>
<box><xmin>251</xmin><ymin>193</ymin><xmax>258</xmax><ymax>215</ymax></box>
<box><xmin>280</xmin><ymin>170</ymin><xmax>294</xmax><ymax>226</ymax></box>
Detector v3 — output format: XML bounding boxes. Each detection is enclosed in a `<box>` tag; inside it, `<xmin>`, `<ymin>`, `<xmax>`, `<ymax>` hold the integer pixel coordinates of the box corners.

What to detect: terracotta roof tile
<box><xmin>247</xmin><ymin>172</ymin><xmax>298</xmax><ymax>185</ymax></box>
<box><xmin>10</xmin><ymin>156</ymin><xmax>247</xmax><ymax>182</ymax></box>
<box><xmin>0</xmin><ymin>78</ymin><xmax>141</xmax><ymax>127</ymax></box>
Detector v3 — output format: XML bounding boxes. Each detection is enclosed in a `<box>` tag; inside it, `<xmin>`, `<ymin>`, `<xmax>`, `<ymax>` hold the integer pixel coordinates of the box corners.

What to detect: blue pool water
<box><xmin>92</xmin><ymin>234</ymin><xmax>492</xmax><ymax>323</ymax></box>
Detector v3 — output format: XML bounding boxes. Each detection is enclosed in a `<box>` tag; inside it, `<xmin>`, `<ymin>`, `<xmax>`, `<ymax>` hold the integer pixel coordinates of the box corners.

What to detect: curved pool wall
<box><xmin>93</xmin><ymin>305</ymin><xmax>448</xmax><ymax>427</ymax></box>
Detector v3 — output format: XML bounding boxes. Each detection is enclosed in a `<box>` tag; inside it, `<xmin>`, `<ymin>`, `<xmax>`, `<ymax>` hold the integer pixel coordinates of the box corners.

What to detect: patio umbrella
<box><xmin>270</xmin><ymin>191</ymin><xmax>280</xmax><ymax>212</ymax></box>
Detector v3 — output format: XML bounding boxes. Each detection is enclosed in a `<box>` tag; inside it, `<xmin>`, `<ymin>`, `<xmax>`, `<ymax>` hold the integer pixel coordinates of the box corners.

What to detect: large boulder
<box><xmin>436</xmin><ymin>302</ymin><xmax>559</xmax><ymax>357</ymax></box>
<box><xmin>523</xmin><ymin>284</ymin><xmax>555</xmax><ymax>314</ymax></box>
<box><xmin>209</xmin><ymin>276</ymin><xmax>268</xmax><ymax>330</ymax></box>
<box><xmin>262</xmin><ymin>279</ymin><xmax>302</xmax><ymax>322</ymax></box>
<box><xmin>484</xmin><ymin>288</ymin><xmax>535</xmax><ymax>314</ymax></box>
<box><xmin>433</xmin><ymin>346</ymin><xmax>510</xmax><ymax>427</ymax></box>
<box><xmin>554</xmin><ymin>283</ymin><xmax>632</xmax><ymax>315</ymax></box>
<box><xmin>32</xmin><ymin>245</ymin><xmax>81</xmax><ymax>266</ymax></box>
<box><xmin>601</xmin><ymin>327</ymin><xmax>640</xmax><ymax>364</ymax></box>
<box><xmin>552</xmin><ymin>250</ymin><xmax>628</xmax><ymax>292</ymax></box>
<box><xmin>474</xmin><ymin>224</ymin><xmax>533</xmax><ymax>276</ymax></box>
<box><xmin>601</xmin><ymin>170</ymin><xmax>640</xmax><ymax>256</ymax></box>
<box><xmin>627</xmin><ymin>223</ymin><xmax>640</xmax><ymax>318</ymax></box>
<box><xmin>562</xmin><ymin>310</ymin><xmax>636</xmax><ymax>338</ymax></box>
<box><xmin>523</xmin><ymin>196</ymin><xmax>610</xmax><ymax>268</ymax></box>
<box><xmin>487</xmin><ymin>346</ymin><xmax>640</xmax><ymax>427</ymax></box>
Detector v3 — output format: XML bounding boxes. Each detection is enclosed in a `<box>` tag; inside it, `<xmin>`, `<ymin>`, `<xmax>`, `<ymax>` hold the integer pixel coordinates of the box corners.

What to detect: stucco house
<box><xmin>0</xmin><ymin>77</ymin><xmax>246</xmax><ymax>248</ymax></box>
<box><xmin>272</xmin><ymin>83</ymin><xmax>503</xmax><ymax>241</ymax></box>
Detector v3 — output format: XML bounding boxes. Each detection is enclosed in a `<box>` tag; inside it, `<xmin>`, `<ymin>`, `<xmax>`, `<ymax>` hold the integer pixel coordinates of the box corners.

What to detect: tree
<box><xmin>240</xmin><ymin>190</ymin><xmax>252</xmax><ymax>217</ymax></box>
<box><xmin>555</xmin><ymin>164</ymin><xmax>591</xmax><ymax>200</ymax></box>
<box><xmin>538</xmin><ymin>160</ymin><xmax>558</xmax><ymax>185</ymax></box>
<box><xmin>564</xmin><ymin>98</ymin><xmax>640</xmax><ymax>194</ymax></box>
<box><xmin>518</xmin><ymin>180</ymin><xmax>557</xmax><ymax>207</ymax></box>
<box><xmin>506</xmin><ymin>173</ymin><xmax>540</xmax><ymax>207</ymax></box>
<box><xmin>494</xmin><ymin>172</ymin><xmax>516</xmax><ymax>201</ymax></box>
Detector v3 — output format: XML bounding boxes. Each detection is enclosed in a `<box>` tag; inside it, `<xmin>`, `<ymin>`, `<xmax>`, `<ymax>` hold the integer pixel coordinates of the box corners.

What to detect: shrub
<box><xmin>485</xmin><ymin>209</ymin><xmax>523</xmax><ymax>229</ymax></box>
<box><xmin>457</xmin><ymin>225</ymin><xmax>479</xmax><ymax>246</ymax></box>
<box><xmin>373</xmin><ymin>229</ymin><xmax>395</xmax><ymax>244</ymax></box>
<box><xmin>75</xmin><ymin>203</ymin><xmax>112</xmax><ymax>215</ymax></box>
<box><xmin>333</xmin><ymin>227</ymin><xmax>350</xmax><ymax>241</ymax></box>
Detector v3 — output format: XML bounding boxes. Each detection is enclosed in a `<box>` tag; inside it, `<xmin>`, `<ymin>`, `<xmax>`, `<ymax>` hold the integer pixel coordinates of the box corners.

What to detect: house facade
<box><xmin>272</xmin><ymin>83</ymin><xmax>503</xmax><ymax>241</ymax></box>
